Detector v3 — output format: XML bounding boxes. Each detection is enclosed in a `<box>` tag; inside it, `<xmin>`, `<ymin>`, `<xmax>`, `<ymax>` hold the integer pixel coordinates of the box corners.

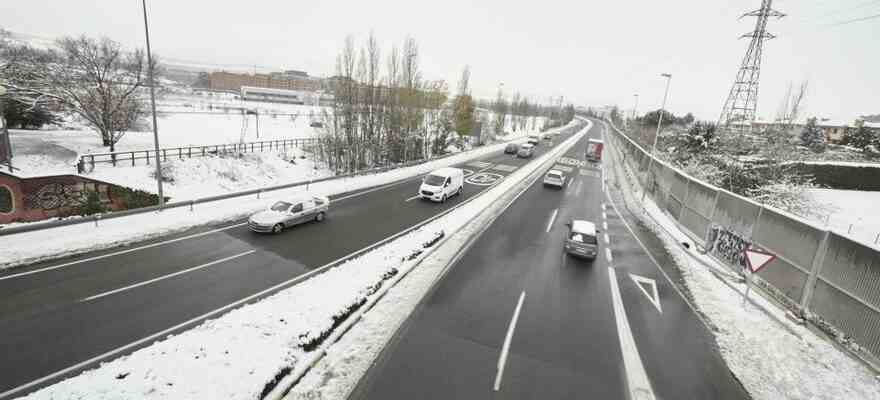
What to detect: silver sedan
<box><xmin>248</xmin><ymin>195</ymin><xmax>330</xmax><ymax>233</ymax></box>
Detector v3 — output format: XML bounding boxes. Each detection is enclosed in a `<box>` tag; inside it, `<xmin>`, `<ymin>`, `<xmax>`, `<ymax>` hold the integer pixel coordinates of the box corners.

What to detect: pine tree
<box><xmin>799</xmin><ymin>117</ymin><xmax>825</xmax><ymax>152</ymax></box>
<box><xmin>843</xmin><ymin>123</ymin><xmax>877</xmax><ymax>152</ymax></box>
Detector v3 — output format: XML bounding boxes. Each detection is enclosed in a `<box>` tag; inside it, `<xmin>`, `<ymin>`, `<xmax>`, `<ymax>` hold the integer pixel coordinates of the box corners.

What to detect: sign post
<box><xmin>742</xmin><ymin>247</ymin><xmax>776</xmax><ymax>307</ymax></box>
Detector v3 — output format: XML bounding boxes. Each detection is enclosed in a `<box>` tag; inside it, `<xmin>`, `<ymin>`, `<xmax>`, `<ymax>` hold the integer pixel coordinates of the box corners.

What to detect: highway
<box><xmin>0</xmin><ymin>123</ymin><xmax>584</xmax><ymax>398</ymax></box>
<box><xmin>350</xmin><ymin>119</ymin><xmax>750</xmax><ymax>400</ymax></box>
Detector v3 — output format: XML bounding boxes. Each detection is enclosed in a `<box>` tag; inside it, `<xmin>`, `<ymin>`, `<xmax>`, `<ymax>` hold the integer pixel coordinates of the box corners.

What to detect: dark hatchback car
<box><xmin>504</xmin><ymin>143</ymin><xmax>520</xmax><ymax>154</ymax></box>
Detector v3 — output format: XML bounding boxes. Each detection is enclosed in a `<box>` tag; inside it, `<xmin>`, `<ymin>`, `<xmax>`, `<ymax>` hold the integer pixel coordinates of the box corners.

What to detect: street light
<box><xmin>632</xmin><ymin>94</ymin><xmax>639</xmax><ymax>121</ymax></box>
<box><xmin>642</xmin><ymin>73</ymin><xmax>672</xmax><ymax>203</ymax></box>
<box><xmin>141</xmin><ymin>0</ymin><xmax>164</xmax><ymax>208</ymax></box>
<box><xmin>0</xmin><ymin>85</ymin><xmax>11</xmax><ymax>173</ymax></box>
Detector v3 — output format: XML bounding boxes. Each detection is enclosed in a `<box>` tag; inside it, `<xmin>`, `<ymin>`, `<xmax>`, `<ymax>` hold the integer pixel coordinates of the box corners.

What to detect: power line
<box><xmin>822</xmin><ymin>12</ymin><xmax>880</xmax><ymax>27</ymax></box>
<box><xmin>820</xmin><ymin>0</ymin><xmax>880</xmax><ymax>18</ymax></box>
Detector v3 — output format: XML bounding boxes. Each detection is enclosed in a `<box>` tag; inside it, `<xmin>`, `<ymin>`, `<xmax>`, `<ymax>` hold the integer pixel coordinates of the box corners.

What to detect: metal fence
<box><xmin>604</xmin><ymin>118</ymin><xmax>880</xmax><ymax>360</ymax></box>
<box><xmin>77</xmin><ymin>138</ymin><xmax>321</xmax><ymax>172</ymax></box>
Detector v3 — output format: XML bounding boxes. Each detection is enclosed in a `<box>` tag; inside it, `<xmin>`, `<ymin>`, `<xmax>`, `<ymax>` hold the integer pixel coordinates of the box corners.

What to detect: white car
<box><xmin>543</xmin><ymin>169</ymin><xmax>566</xmax><ymax>188</ymax></box>
<box><xmin>419</xmin><ymin>167</ymin><xmax>464</xmax><ymax>202</ymax></box>
<box><xmin>248</xmin><ymin>195</ymin><xmax>330</xmax><ymax>233</ymax></box>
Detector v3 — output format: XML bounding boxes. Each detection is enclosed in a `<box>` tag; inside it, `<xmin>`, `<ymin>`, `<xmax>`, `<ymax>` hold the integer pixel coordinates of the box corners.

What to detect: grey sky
<box><xmin>2</xmin><ymin>0</ymin><xmax>877</xmax><ymax>122</ymax></box>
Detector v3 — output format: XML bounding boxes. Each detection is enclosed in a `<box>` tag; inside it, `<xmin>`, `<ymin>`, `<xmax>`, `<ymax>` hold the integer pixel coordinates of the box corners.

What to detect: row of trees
<box><xmin>316</xmin><ymin>33</ymin><xmax>554</xmax><ymax>174</ymax></box>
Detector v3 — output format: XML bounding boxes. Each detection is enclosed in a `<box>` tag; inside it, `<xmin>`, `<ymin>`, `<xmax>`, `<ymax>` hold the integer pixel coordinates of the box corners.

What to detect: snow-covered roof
<box><xmin>571</xmin><ymin>220</ymin><xmax>596</xmax><ymax>235</ymax></box>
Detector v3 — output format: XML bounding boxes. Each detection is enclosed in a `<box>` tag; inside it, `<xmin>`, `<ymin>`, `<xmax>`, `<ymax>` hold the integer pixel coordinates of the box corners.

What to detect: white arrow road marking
<box><xmin>494</xmin><ymin>291</ymin><xmax>526</xmax><ymax>391</ymax></box>
<box><xmin>608</xmin><ymin>268</ymin><xmax>657</xmax><ymax>400</ymax></box>
<box><xmin>630</xmin><ymin>273</ymin><xmax>663</xmax><ymax>313</ymax></box>
<box><xmin>546</xmin><ymin>209</ymin><xmax>558</xmax><ymax>233</ymax></box>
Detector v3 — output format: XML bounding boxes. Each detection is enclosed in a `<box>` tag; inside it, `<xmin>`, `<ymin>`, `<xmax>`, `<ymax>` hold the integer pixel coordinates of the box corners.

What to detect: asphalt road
<box><xmin>351</xmin><ymin>119</ymin><xmax>750</xmax><ymax>400</ymax></box>
<box><xmin>0</xmin><ymin>125</ymin><xmax>583</xmax><ymax>398</ymax></box>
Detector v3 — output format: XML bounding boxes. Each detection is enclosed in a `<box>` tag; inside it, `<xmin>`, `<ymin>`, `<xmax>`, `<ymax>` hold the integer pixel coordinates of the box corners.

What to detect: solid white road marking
<box><xmin>494</xmin><ymin>291</ymin><xmax>526</xmax><ymax>392</ymax></box>
<box><xmin>404</xmin><ymin>194</ymin><xmax>422</xmax><ymax>202</ymax></box>
<box><xmin>546</xmin><ymin>209</ymin><xmax>558</xmax><ymax>233</ymax></box>
<box><xmin>630</xmin><ymin>273</ymin><xmax>663</xmax><ymax>313</ymax></box>
<box><xmin>80</xmin><ymin>250</ymin><xmax>256</xmax><ymax>302</ymax></box>
<box><xmin>605</xmin><ymin>233</ymin><xmax>611</xmax><ymax>244</ymax></box>
<box><xmin>603</xmin><ymin>221</ymin><xmax>609</xmax><ymax>231</ymax></box>
<box><xmin>608</xmin><ymin>267</ymin><xmax>657</xmax><ymax>400</ymax></box>
<box><xmin>0</xmin><ymin>222</ymin><xmax>249</xmax><ymax>282</ymax></box>
<box><xmin>606</xmin><ymin>248</ymin><xmax>614</xmax><ymax>263</ymax></box>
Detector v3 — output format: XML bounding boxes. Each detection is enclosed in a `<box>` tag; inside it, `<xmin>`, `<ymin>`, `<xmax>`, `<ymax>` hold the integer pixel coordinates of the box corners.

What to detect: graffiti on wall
<box><xmin>706</xmin><ymin>225</ymin><xmax>751</xmax><ymax>270</ymax></box>
<box><xmin>22</xmin><ymin>182</ymin><xmax>110</xmax><ymax>211</ymax></box>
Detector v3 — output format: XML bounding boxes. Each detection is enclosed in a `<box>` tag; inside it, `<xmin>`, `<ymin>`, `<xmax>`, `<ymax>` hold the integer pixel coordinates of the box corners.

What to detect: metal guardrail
<box><xmin>603</xmin><ymin>116</ymin><xmax>880</xmax><ymax>362</ymax></box>
<box><xmin>76</xmin><ymin>138</ymin><xmax>321</xmax><ymax>172</ymax></box>
<box><xmin>1</xmin><ymin>125</ymin><xmax>589</xmax><ymax>237</ymax></box>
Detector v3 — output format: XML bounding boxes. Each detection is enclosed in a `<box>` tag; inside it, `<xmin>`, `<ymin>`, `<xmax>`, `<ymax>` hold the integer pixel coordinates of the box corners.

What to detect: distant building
<box><xmin>208</xmin><ymin>71</ymin><xmax>321</xmax><ymax>93</ymax></box>
<box><xmin>240</xmin><ymin>86</ymin><xmax>314</xmax><ymax>105</ymax></box>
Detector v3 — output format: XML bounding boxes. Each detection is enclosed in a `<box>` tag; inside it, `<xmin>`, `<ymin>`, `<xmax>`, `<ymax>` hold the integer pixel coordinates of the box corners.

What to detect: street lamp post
<box><xmin>141</xmin><ymin>0</ymin><xmax>164</xmax><ymax>208</ymax></box>
<box><xmin>642</xmin><ymin>73</ymin><xmax>672</xmax><ymax>203</ymax></box>
<box><xmin>632</xmin><ymin>94</ymin><xmax>639</xmax><ymax>121</ymax></box>
<box><xmin>0</xmin><ymin>86</ymin><xmax>12</xmax><ymax>173</ymax></box>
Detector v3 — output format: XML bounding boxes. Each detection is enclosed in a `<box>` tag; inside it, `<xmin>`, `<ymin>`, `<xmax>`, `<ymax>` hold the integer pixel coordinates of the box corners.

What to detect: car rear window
<box><xmin>548</xmin><ymin>172</ymin><xmax>562</xmax><ymax>178</ymax></box>
<box><xmin>570</xmin><ymin>232</ymin><xmax>597</xmax><ymax>244</ymax></box>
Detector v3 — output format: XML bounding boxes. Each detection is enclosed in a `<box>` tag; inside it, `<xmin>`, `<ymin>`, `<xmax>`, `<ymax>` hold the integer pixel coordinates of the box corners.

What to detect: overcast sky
<box><xmin>2</xmin><ymin>0</ymin><xmax>878</xmax><ymax>122</ymax></box>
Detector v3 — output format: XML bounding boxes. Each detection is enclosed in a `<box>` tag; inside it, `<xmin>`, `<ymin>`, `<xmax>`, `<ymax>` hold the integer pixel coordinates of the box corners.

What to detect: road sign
<box><xmin>744</xmin><ymin>248</ymin><xmax>775</xmax><ymax>273</ymax></box>
<box><xmin>630</xmin><ymin>273</ymin><xmax>662</xmax><ymax>313</ymax></box>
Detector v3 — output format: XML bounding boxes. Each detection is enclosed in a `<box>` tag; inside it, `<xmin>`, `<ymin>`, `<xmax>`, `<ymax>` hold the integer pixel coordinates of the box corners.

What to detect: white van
<box><xmin>419</xmin><ymin>167</ymin><xmax>464</xmax><ymax>203</ymax></box>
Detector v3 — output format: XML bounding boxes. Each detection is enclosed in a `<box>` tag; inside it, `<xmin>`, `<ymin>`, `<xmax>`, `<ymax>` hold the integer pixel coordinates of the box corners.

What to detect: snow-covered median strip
<box><xmin>603</xmin><ymin>122</ymin><xmax>880</xmax><ymax>400</ymax></box>
<box><xmin>14</xmin><ymin>121</ymin><xmax>591</xmax><ymax>400</ymax></box>
<box><xmin>0</xmin><ymin>121</ymin><xmax>578</xmax><ymax>271</ymax></box>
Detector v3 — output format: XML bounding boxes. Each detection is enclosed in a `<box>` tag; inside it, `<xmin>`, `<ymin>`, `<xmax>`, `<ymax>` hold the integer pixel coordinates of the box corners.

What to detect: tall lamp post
<box><xmin>642</xmin><ymin>73</ymin><xmax>672</xmax><ymax>203</ymax></box>
<box><xmin>632</xmin><ymin>94</ymin><xmax>639</xmax><ymax>121</ymax></box>
<box><xmin>0</xmin><ymin>86</ymin><xmax>12</xmax><ymax>173</ymax></box>
<box><xmin>141</xmin><ymin>0</ymin><xmax>164</xmax><ymax>208</ymax></box>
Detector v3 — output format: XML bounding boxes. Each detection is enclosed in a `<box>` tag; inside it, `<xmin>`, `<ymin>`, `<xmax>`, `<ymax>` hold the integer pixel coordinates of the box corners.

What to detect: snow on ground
<box><xmin>808</xmin><ymin>188</ymin><xmax>880</xmax><ymax>247</ymax></box>
<box><xmin>0</xmin><ymin>119</ymin><xmax>578</xmax><ymax>270</ymax></box>
<box><xmin>89</xmin><ymin>149</ymin><xmax>331</xmax><ymax>202</ymax></box>
<box><xmin>15</xmin><ymin>120</ymin><xmax>591</xmax><ymax>400</ymax></box>
<box><xmin>18</xmin><ymin>227</ymin><xmax>441</xmax><ymax>400</ymax></box>
<box><xmin>604</xmin><ymin>126</ymin><xmax>880</xmax><ymax>400</ymax></box>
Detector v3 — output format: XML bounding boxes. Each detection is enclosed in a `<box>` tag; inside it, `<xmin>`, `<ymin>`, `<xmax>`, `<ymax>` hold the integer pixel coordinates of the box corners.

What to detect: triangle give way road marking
<box><xmin>629</xmin><ymin>273</ymin><xmax>662</xmax><ymax>314</ymax></box>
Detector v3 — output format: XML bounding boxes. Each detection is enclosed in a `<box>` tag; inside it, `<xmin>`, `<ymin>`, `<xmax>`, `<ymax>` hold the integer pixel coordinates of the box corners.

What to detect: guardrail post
<box><xmin>179</xmin><ymin>148</ymin><xmax>183</xmax><ymax>159</ymax></box>
<box><xmin>189</xmin><ymin>200</ymin><xmax>194</xmax><ymax>212</ymax></box>
<box><xmin>132</xmin><ymin>152</ymin><xmax>136</xmax><ymax>166</ymax></box>
<box><xmin>90</xmin><ymin>155</ymin><xmax>95</xmax><ymax>171</ymax></box>
<box><xmin>188</xmin><ymin>147</ymin><xmax>192</xmax><ymax>158</ymax></box>
<box><xmin>163</xmin><ymin>149</ymin><xmax>167</xmax><ymax>161</ymax></box>
<box><xmin>146</xmin><ymin>151</ymin><xmax>150</xmax><ymax>165</ymax></box>
<box><xmin>800</xmin><ymin>230</ymin><xmax>831</xmax><ymax>313</ymax></box>
<box><xmin>93</xmin><ymin>214</ymin><xmax>101</xmax><ymax>227</ymax></box>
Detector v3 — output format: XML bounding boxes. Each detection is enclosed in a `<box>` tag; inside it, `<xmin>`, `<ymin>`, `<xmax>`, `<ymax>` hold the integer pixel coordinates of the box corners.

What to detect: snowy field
<box><xmin>13</xmin><ymin>121</ymin><xmax>590</xmax><ymax>400</ymax></box>
<box><xmin>808</xmin><ymin>188</ymin><xmax>880</xmax><ymax>247</ymax></box>
<box><xmin>9</xmin><ymin>99</ymin><xmax>324</xmax><ymax>178</ymax></box>
<box><xmin>604</xmin><ymin>125</ymin><xmax>880</xmax><ymax>400</ymax></box>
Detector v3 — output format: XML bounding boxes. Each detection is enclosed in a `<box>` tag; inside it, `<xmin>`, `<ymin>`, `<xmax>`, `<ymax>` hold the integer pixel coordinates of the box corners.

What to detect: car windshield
<box><xmin>424</xmin><ymin>174</ymin><xmax>446</xmax><ymax>186</ymax></box>
<box><xmin>270</xmin><ymin>201</ymin><xmax>292</xmax><ymax>212</ymax></box>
